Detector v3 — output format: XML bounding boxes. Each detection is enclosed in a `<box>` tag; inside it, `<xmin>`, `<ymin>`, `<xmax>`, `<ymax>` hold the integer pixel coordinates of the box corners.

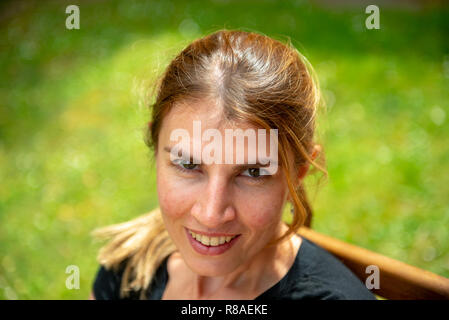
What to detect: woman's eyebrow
<box><xmin>163</xmin><ymin>146</ymin><xmax>200</xmax><ymax>163</ymax></box>
<box><xmin>233</xmin><ymin>161</ymin><xmax>278</xmax><ymax>172</ymax></box>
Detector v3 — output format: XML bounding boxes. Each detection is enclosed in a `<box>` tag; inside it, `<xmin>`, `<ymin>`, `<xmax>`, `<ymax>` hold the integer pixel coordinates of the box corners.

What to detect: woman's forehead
<box><xmin>161</xmin><ymin>99</ymin><xmax>259</xmax><ymax>134</ymax></box>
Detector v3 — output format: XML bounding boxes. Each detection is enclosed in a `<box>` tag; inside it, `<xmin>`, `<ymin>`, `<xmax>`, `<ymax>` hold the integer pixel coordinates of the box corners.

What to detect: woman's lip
<box><xmin>185</xmin><ymin>227</ymin><xmax>240</xmax><ymax>237</ymax></box>
<box><xmin>185</xmin><ymin>228</ymin><xmax>241</xmax><ymax>256</ymax></box>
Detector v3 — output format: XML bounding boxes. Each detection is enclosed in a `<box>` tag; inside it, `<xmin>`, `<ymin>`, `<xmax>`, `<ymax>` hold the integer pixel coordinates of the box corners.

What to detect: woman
<box><xmin>90</xmin><ymin>30</ymin><xmax>376</xmax><ymax>300</ymax></box>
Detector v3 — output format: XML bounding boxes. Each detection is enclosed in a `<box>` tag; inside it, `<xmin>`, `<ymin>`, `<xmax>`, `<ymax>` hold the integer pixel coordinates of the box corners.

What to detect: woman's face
<box><xmin>155</xmin><ymin>99</ymin><xmax>291</xmax><ymax>277</ymax></box>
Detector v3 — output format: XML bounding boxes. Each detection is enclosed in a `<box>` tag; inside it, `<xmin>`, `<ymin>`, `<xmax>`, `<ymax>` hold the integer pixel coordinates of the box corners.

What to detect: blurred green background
<box><xmin>0</xmin><ymin>0</ymin><xmax>448</xmax><ymax>299</ymax></box>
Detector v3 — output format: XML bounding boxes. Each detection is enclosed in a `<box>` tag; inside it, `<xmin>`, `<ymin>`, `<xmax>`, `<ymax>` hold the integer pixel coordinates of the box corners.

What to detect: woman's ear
<box><xmin>311</xmin><ymin>144</ymin><xmax>321</xmax><ymax>161</ymax></box>
<box><xmin>297</xmin><ymin>164</ymin><xmax>309</xmax><ymax>181</ymax></box>
<box><xmin>297</xmin><ymin>144</ymin><xmax>321</xmax><ymax>181</ymax></box>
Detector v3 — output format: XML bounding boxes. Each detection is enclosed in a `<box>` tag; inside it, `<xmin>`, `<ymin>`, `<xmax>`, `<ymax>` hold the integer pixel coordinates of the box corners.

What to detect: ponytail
<box><xmin>91</xmin><ymin>208</ymin><xmax>175</xmax><ymax>299</ymax></box>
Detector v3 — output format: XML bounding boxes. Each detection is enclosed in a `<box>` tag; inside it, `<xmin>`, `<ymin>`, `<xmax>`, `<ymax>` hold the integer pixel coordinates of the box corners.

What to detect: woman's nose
<box><xmin>191</xmin><ymin>175</ymin><xmax>236</xmax><ymax>229</ymax></box>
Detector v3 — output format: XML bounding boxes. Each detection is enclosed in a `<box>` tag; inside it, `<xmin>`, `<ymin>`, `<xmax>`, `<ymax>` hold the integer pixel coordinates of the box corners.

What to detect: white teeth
<box><xmin>201</xmin><ymin>236</ymin><xmax>210</xmax><ymax>246</ymax></box>
<box><xmin>189</xmin><ymin>230</ymin><xmax>237</xmax><ymax>247</ymax></box>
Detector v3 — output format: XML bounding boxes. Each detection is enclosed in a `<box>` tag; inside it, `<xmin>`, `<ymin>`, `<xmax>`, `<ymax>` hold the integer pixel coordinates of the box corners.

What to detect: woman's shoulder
<box><xmin>91</xmin><ymin>209</ymin><xmax>175</xmax><ymax>299</ymax></box>
<box><xmin>258</xmin><ymin>236</ymin><xmax>377</xmax><ymax>300</ymax></box>
<box><xmin>93</xmin><ymin>260</ymin><xmax>133</xmax><ymax>300</ymax></box>
<box><xmin>93</xmin><ymin>254</ymin><xmax>170</xmax><ymax>300</ymax></box>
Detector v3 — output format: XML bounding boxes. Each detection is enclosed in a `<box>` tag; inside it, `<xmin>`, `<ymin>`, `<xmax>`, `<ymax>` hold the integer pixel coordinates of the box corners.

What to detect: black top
<box><xmin>93</xmin><ymin>236</ymin><xmax>377</xmax><ymax>300</ymax></box>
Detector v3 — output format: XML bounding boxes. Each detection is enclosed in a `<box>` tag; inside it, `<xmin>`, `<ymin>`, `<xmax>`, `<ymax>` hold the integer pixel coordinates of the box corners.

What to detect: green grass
<box><xmin>0</xmin><ymin>0</ymin><xmax>448</xmax><ymax>299</ymax></box>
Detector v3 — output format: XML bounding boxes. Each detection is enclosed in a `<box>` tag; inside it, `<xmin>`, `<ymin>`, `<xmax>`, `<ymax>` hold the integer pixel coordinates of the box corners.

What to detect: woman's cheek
<box><xmin>157</xmin><ymin>170</ymin><xmax>193</xmax><ymax>219</ymax></box>
<box><xmin>241</xmin><ymin>201</ymin><xmax>282</xmax><ymax>229</ymax></box>
<box><xmin>237</xmin><ymin>187</ymin><xmax>286</xmax><ymax>229</ymax></box>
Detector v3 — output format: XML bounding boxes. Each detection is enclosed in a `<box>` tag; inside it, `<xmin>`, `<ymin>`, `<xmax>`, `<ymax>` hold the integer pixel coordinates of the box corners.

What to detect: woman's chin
<box><xmin>185</xmin><ymin>259</ymin><xmax>238</xmax><ymax>277</ymax></box>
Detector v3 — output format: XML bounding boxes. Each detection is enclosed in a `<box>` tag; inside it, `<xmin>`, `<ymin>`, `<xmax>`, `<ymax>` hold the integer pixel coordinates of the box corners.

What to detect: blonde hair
<box><xmin>92</xmin><ymin>29</ymin><xmax>327</xmax><ymax>299</ymax></box>
<box><xmin>92</xmin><ymin>208</ymin><xmax>176</xmax><ymax>299</ymax></box>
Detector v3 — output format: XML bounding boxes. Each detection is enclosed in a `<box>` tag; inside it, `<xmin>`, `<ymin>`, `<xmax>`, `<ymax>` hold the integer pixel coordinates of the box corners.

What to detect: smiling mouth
<box><xmin>188</xmin><ymin>229</ymin><xmax>239</xmax><ymax>247</ymax></box>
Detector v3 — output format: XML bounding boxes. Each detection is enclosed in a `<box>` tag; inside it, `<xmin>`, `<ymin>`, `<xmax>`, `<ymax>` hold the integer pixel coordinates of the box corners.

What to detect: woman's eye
<box><xmin>173</xmin><ymin>159</ymin><xmax>198</xmax><ymax>171</ymax></box>
<box><xmin>181</xmin><ymin>163</ymin><xmax>198</xmax><ymax>170</ymax></box>
<box><xmin>242</xmin><ymin>168</ymin><xmax>267</xmax><ymax>178</ymax></box>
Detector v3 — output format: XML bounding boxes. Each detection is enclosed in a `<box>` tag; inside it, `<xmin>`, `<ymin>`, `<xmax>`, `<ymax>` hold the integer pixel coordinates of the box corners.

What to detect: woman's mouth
<box><xmin>185</xmin><ymin>228</ymin><xmax>241</xmax><ymax>255</ymax></box>
<box><xmin>188</xmin><ymin>230</ymin><xmax>239</xmax><ymax>246</ymax></box>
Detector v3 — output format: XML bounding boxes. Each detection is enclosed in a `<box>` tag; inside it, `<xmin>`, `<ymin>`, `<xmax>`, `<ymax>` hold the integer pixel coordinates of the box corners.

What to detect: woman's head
<box><xmin>145</xmin><ymin>30</ymin><xmax>326</xmax><ymax>276</ymax></box>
